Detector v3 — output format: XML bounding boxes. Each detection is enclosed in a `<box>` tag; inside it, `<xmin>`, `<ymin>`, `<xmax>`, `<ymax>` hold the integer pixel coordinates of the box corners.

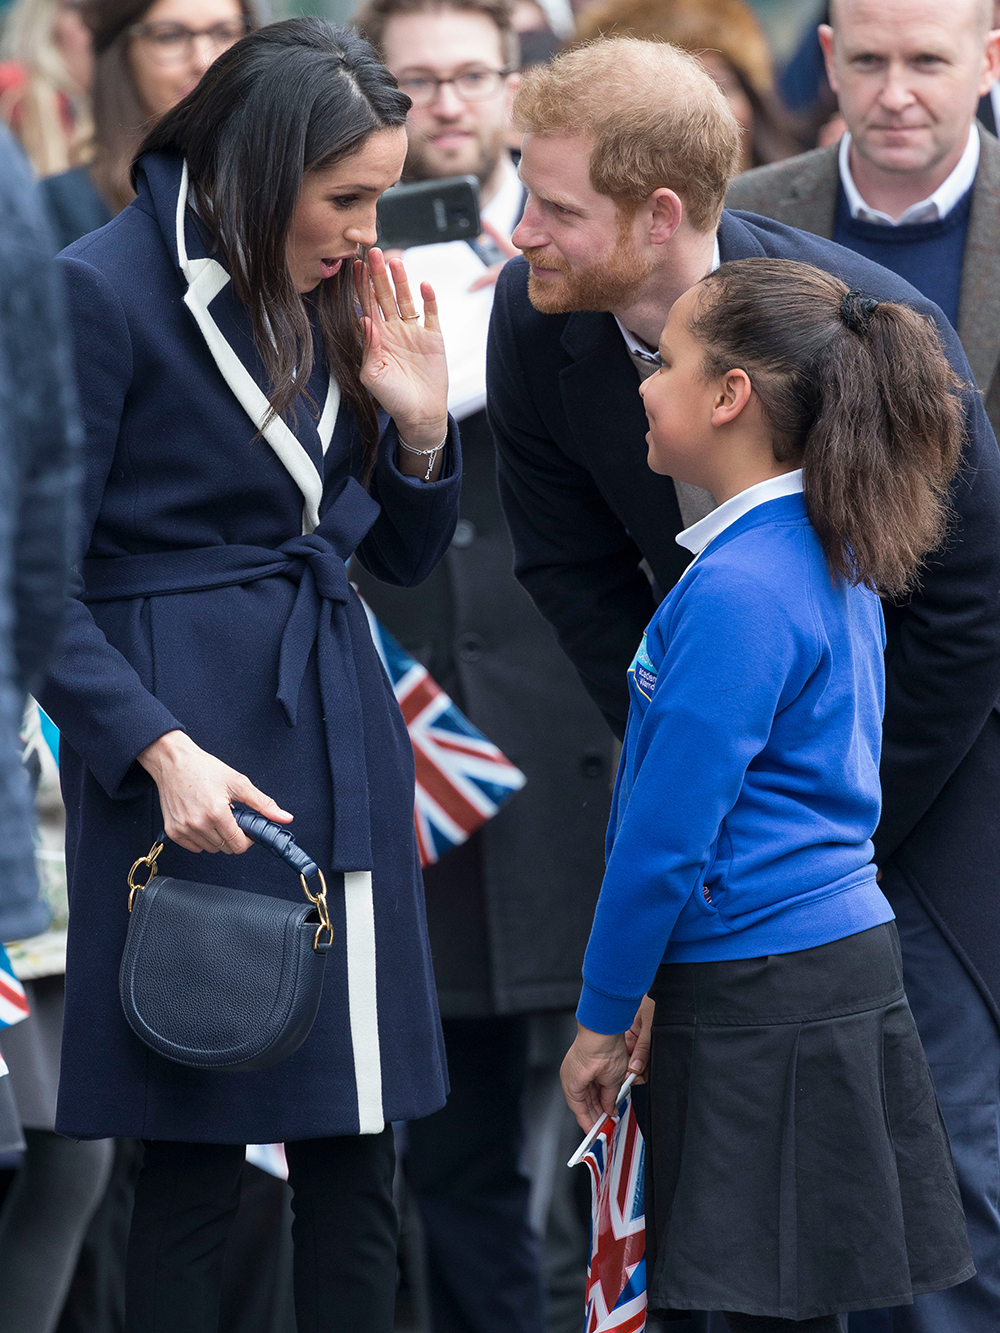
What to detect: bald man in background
<box><xmin>729</xmin><ymin>4</ymin><xmax>1000</xmax><ymax>1329</ymax></box>
<box><xmin>728</xmin><ymin>0</ymin><xmax>1000</xmax><ymax>434</ymax></box>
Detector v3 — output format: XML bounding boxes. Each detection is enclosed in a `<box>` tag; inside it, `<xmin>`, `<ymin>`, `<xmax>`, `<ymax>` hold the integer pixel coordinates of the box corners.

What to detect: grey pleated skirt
<box><xmin>644</xmin><ymin>923</ymin><xmax>974</xmax><ymax>1321</ymax></box>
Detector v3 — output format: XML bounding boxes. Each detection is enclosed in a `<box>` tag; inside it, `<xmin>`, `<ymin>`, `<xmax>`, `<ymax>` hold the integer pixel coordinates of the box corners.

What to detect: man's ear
<box><xmin>648</xmin><ymin>189</ymin><xmax>683</xmax><ymax>246</ymax></box>
<box><xmin>504</xmin><ymin>70</ymin><xmax>521</xmax><ymax>117</ymax></box>
<box><xmin>711</xmin><ymin>369</ymin><xmax>753</xmax><ymax>426</ymax></box>
<box><xmin>818</xmin><ymin>24</ymin><xmax>839</xmax><ymax>95</ymax></box>
<box><xmin>981</xmin><ymin>29</ymin><xmax>1000</xmax><ymax>96</ymax></box>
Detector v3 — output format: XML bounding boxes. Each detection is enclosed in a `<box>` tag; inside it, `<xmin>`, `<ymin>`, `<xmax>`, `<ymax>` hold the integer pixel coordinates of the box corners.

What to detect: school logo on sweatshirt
<box><xmin>628</xmin><ymin>634</ymin><xmax>658</xmax><ymax>702</ymax></box>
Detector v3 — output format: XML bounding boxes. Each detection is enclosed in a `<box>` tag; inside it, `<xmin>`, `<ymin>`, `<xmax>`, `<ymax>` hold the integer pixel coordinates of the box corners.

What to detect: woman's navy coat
<box><xmin>39</xmin><ymin>151</ymin><xmax>461</xmax><ymax>1143</ymax></box>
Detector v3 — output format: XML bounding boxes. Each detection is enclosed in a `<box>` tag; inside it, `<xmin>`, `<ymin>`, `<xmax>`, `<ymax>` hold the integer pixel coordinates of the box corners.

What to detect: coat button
<box><xmin>580</xmin><ymin>752</ymin><xmax>604</xmax><ymax>779</ymax></box>
<box><xmin>457</xmin><ymin>632</ymin><xmax>485</xmax><ymax>662</ymax></box>
<box><xmin>451</xmin><ymin>519</ymin><xmax>476</xmax><ymax>548</ymax></box>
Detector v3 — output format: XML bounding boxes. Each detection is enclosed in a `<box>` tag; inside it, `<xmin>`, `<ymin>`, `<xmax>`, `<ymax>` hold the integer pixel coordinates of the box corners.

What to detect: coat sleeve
<box><xmin>577</xmin><ymin>565</ymin><xmax>808</xmax><ymax>1034</ymax></box>
<box><xmin>0</xmin><ymin>139</ymin><xmax>80</xmax><ymax>697</ymax></box>
<box><xmin>354</xmin><ymin>416</ymin><xmax>461</xmax><ymax>587</ymax></box>
<box><xmin>36</xmin><ymin>255</ymin><xmax>185</xmax><ymax>800</ymax></box>
<box><xmin>487</xmin><ymin>263</ymin><xmax>656</xmax><ymax>738</ymax></box>
<box><xmin>876</xmin><ymin>363</ymin><xmax>1000</xmax><ymax>864</ymax></box>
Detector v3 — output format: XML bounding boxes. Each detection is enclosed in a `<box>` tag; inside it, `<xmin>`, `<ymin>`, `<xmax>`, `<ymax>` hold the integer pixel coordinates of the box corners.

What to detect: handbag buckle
<box><xmin>128</xmin><ymin>838</ymin><xmax>164</xmax><ymax>912</ymax></box>
<box><xmin>301</xmin><ymin>870</ymin><xmax>333</xmax><ymax>950</ymax></box>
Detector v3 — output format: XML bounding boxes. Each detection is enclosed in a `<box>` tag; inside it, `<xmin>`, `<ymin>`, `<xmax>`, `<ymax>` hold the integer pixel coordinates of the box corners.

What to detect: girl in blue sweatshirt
<box><xmin>562</xmin><ymin>259</ymin><xmax>973</xmax><ymax>1331</ymax></box>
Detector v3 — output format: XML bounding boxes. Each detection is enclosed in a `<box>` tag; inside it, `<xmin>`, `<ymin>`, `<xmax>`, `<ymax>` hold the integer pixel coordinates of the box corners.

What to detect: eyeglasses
<box><xmin>396</xmin><ymin>66</ymin><xmax>515</xmax><ymax>109</ymax></box>
<box><xmin>128</xmin><ymin>17</ymin><xmax>251</xmax><ymax>66</ymax></box>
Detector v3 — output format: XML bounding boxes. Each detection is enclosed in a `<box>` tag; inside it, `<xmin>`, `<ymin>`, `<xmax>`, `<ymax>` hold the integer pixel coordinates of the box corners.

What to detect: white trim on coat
<box><xmin>174</xmin><ymin>161</ymin><xmax>339</xmax><ymax>533</ymax></box>
<box><xmin>343</xmin><ymin>871</ymin><xmax>385</xmax><ymax>1134</ymax></box>
<box><xmin>174</xmin><ymin>162</ymin><xmax>383</xmax><ymax>1133</ymax></box>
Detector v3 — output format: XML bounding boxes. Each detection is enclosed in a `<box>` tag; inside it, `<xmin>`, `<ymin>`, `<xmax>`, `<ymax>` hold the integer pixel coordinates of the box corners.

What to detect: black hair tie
<box><xmin>840</xmin><ymin>288</ymin><xmax>880</xmax><ymax>334</ymax></box>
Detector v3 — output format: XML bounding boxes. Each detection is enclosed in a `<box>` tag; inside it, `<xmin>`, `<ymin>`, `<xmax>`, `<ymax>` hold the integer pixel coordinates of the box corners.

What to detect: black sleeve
<box><xmin>0</xmin><ymin>138</ymin><xmax>80</xmax><ymax>697</ymax></box>
<box><xmin>487</xmin><ymin>263</ymin><xmax>655</xmax><ymax>737</ymax></box>
<box><xmin>876</xmin><ymin>366</ymin><xmax>1000</xmax><ymax>863</ymax></box>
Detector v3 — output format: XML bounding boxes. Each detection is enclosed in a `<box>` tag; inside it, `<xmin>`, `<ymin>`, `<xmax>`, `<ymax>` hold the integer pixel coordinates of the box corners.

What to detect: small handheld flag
<box><xmin>570</xmin><ymin>1074</ymin><xmax>647</xmax><ymax>1333</ymax></box>
<box><xmin>360</xmin><ymin>601</ymin><xmax>527</xmax><ymax>867</ymax></box>
<box><xmin>0</xmin><ymin>946</ymin><xmax>29</xmax><ymax>1031</ymax></box>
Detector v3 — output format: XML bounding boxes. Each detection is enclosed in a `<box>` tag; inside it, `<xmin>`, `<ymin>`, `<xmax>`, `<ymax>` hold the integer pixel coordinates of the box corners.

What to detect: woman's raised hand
<box><xmin>355</xmin><ymin>248</ymin><xmax>449</xmax><ymax>460</ymax></box>
<box><xmin>138</xmin><ymin>730</ymin><xmax>292</xmax><ymax>855</ymax></box>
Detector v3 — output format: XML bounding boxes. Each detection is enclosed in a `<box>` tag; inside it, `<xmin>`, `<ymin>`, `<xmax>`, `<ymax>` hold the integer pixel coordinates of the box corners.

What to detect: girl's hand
<box><xmin>624</xmin><ymin>995</ymin><xmax>655</xmax><ymax>1083</ymax></box>
<box><xmin>355</xmin><ymin>248</ymin><xmax>448</xmax><ymax>457</ymax></box>
<box><xmin>561</xmin><ymin>1023</ymin><xmax>631</xmax><ymax>1131</ymax></box>
<box><xmin>138</xmin><ymin>730</ymin><xmax>292</xmax><ymax>855</ymax></box>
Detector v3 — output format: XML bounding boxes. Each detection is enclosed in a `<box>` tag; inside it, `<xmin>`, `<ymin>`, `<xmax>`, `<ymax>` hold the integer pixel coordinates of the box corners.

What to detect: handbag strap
<box><xmin>230</xmin><ymin>807</ymin><xmax>320</xmax><ymax>880</ymax></box>
<box><xmin>127</xmin><ymin>809</ymin><xmax>333</xmax><ymax>949</ymax></box>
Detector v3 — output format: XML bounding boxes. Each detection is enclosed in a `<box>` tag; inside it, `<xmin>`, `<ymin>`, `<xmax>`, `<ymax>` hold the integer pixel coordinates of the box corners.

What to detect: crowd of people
<box><xmin>0</xmin><ymin>0</ymin><xmax>998</xmax><ymax>1332</ymax></box>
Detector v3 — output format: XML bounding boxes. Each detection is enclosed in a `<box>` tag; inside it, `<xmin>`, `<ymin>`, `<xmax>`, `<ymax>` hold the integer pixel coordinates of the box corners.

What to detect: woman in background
<box><xmin>0</xmin><ymin>0</ymin><xmax>93</xmax><ymax>175</ymax></box>
<box><xmin>39</xmin><ymin>0</ymin><xmax>254</xmax><ymax>248</ymax></box>
<box><xmin>573</xmin><ymin>0</ymin><xmax>802</xmax><ymax>170</ymax></box>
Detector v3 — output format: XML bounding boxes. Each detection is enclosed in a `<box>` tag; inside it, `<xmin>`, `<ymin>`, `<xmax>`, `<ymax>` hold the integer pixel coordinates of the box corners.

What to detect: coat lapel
<box><xmin>729</xmin><ymin>145</ymin><xmax>839</xmax><ymax>240</ymax></box>
<box><xmin>775</xmin><ymin>145</ymin><xmax>839</xmax><ymax>240</ymax></box>
<box><xmin>957</xmin><ymin>132</ymin><xmax>1000</xmax><ymax>395</ymax></box>
<box><xmin>173</xmin><ymin>161</ymin><xmax>339</xmax><ymax>533</ymax></box>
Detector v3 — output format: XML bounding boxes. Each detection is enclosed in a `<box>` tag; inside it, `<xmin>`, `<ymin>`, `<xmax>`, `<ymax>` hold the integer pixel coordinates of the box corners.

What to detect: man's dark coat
<box><xmin>355</xmin><ymin>409</ymin><xmax>614</xmax><ymax>1018</ymax></box>
<box><xmin>487</xmin><ymin>211</ymin><xmax>1000</xmax><ymax>1019</ymax></box>
<box><xmin>726</xmin><ymin>132</ymin><xmax>1000</xmax><ymax>435</ymax></box>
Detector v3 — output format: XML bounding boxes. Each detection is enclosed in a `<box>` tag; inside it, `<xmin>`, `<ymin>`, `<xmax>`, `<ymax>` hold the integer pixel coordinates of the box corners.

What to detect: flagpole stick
<box><xmin>566</xmin><ymin>1071</ymin><xmax>637</xmax><ymax>1168</ymax></box>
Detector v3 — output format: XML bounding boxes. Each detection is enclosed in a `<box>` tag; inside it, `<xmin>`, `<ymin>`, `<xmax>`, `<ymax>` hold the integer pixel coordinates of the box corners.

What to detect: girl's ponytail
<box><xmin>691</xmin><ymin>259</ymin><xmax>965</xmax><ymax>598</ymax></box>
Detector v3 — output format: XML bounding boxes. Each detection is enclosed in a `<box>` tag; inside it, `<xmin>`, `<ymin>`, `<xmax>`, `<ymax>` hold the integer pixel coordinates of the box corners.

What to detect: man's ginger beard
<box><xmin>522</xmin><ymin>210</ymin><xmax>655</xmax><ymax>314</ymax></box>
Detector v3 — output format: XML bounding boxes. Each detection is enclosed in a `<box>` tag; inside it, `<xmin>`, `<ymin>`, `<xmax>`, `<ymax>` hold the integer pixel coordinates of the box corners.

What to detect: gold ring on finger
<box><xmin>401</xmin><ymin>313</ymin><xmax>421</xmax><ymax>321</ymax></box>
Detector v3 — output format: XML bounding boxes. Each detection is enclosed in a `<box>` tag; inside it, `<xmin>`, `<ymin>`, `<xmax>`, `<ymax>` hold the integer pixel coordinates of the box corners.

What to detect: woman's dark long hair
<box><xmin>138</xmin><ymin>19</ymin><xmax>410</xmax><ymax>473</ymax></box>
<box><xmin>690</xmin><ymin>258</ymin><xmax>965</xmax><ymax>598</ymax></box>
<box><xmin>83</xmin><ymin>0</ymin><xmax>259</xmax><ymax>213</ymax></box>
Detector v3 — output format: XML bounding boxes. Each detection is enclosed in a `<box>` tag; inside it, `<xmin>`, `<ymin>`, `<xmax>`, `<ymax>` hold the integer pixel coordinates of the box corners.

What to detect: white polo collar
<box><xmin>615</xmin><ymin>235</ymin><xmax>721</xmax><ymax>362</ymax></box>
<box><xmin>676</xmin><ymin>469</ymin><xmax>804</xmax><ymax>556</ymax></box>
<box><xmin>838</xmin><ymin>125</ymin><xmax>980</xmax><ymax>226</ymax></box>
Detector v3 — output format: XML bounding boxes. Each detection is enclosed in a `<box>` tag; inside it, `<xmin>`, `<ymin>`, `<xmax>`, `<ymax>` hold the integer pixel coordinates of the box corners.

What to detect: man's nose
<box><xmin>878</xmin><ymin>63</ymin><xmax>917</xmax><ymax>114</ymax></box>
<box><xmin>432</xmin><ymin>79</ymin><xmax>465</xmax><ymax>118</ymax></box>
<box><xmin>512</xmin><ymin>200</ymin><xmax>546</xmax><ymax>251</ymax></box>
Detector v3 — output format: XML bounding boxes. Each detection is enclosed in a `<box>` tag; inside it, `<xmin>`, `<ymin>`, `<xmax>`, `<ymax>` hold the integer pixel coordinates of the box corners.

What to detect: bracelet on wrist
<box><xmin>398</xmin><ymin>431</ymin><xmax>448</xmax><ymax>482</ymax></box>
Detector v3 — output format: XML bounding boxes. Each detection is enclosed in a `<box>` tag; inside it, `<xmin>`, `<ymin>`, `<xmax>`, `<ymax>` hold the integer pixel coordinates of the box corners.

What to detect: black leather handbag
<box><xmin>119</xmin><ymin>808</ymin><xmax>333</xmax><ymax>1072</ymax></box>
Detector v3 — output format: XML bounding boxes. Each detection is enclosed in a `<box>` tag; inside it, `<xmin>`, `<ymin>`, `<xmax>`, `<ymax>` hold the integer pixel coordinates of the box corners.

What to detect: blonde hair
<box><xmin>513</xmin><ymin>37</ymin><xmax>740</xmax><ymax>231</ymax></box>
<box><xmin>573</xmin><ymin>0</ymin><xmax>774</xmax><ymax>99</ymax></box>
<box><xmin>1</xmin><ymin>0</ymin><xmax>93</xmax><ymax>175</ymax></box>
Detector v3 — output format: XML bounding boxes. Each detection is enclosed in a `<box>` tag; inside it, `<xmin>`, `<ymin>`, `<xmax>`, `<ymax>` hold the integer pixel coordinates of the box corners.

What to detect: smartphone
<box><xmin>376</xmin><ymin>176</ymin><xmax>481</xmax><ymax>251</ymax></box>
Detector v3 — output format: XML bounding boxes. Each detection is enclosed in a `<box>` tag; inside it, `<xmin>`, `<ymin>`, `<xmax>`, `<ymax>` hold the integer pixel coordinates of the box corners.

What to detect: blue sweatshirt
<box><xmin>577</xmin><ymin>478</ymin><xmax>894</xmax><ymax>1035</ymax></box>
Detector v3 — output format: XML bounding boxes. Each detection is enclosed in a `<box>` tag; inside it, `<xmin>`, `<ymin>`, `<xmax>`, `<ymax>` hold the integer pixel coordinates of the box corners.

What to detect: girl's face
<box><xmin>639</xmin><ymin>284</ymin><xmax>726</xmax><ymax>483</ymax></box>
<box><xmin>286</xmin><ymin>127</ymin><xmax>408</xmax><ymax>294</ymax></box>
<box><xmin>127</xmin><ymin>0</ymin><xmax>247</xmax><ymax>119</ymax></box>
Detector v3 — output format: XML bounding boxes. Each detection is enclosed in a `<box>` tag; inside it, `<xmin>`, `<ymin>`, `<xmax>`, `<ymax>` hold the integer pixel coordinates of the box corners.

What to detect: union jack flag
<box><xmin>570</xmin><ymin>1079</ymin><xmax>647</xmax><ymax>1333</ymax></box>
<box><xmin>360</xmin><ymin>601</ymin><xmax>527</xmax><ymax>867</ymax></box>
<box><xmin>0</xmin><ymin>946</ymin><xmax>29</xmax><ymax>1032</ymax></box>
